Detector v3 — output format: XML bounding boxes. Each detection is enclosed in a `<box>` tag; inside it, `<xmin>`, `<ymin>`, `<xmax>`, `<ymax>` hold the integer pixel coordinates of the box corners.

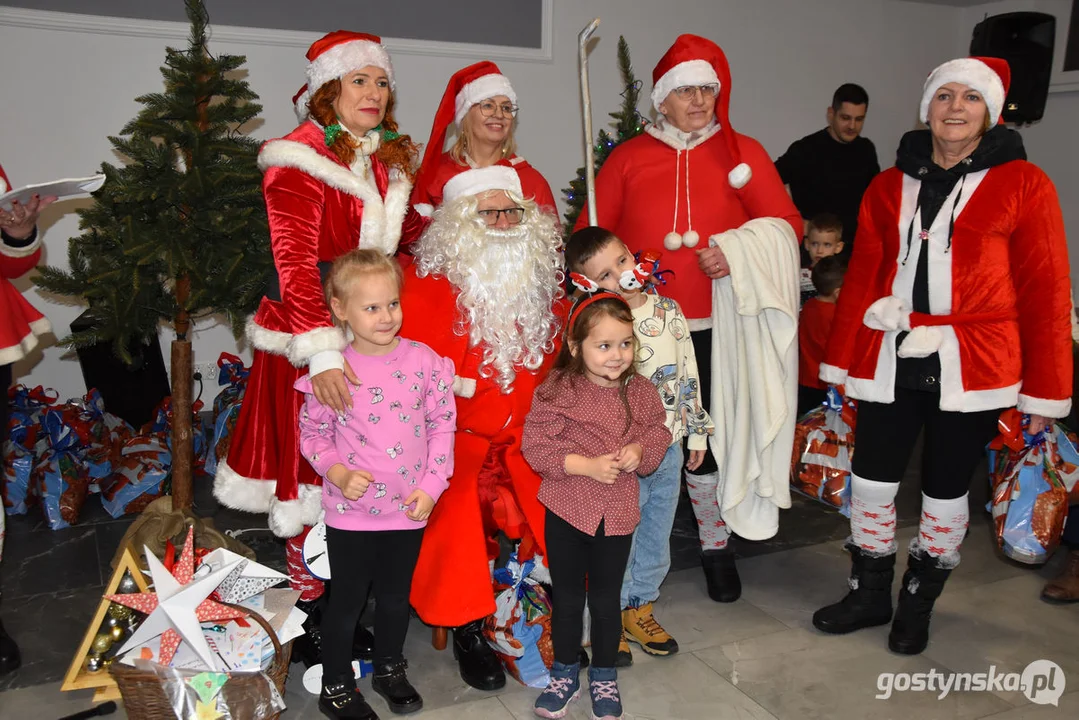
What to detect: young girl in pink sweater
<box><xmin>296</xmin><ymin>249</ymin><xmax>456</xmax><ymax>719</ymax></box>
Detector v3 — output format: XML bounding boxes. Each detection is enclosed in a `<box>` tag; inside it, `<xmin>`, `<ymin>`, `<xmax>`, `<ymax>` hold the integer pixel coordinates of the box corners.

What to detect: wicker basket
<box><xmin>110</xmin><ymin>601</ymin><xmax>293</xmax><ymax>719</ymax></box>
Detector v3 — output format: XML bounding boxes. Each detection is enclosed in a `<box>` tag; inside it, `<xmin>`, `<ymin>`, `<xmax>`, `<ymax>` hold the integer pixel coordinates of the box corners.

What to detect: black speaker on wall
<box><xmin>970</xmin><ymin>11</ymin><xmax>1056</xmax><ymax>125</ymax></box>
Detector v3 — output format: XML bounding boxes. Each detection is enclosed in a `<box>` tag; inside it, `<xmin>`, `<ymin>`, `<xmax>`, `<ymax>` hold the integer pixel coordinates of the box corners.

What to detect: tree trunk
<box><xmin>170</xmin><ymin>338</ymin><xmax>193</xmax><ymax>511</ymax></box>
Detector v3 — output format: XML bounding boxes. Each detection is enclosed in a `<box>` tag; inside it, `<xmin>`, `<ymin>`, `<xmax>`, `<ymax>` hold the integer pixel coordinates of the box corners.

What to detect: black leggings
<box><xmin>687</xmin><ymin>330</ymin><xmax>717</xmax><ymax>476</ymax></box>
<box><xmin>322</xmin><ymin>525</ymin><xmax>424</xmax><ymax>678</ymax></box>
<box><xmin>545</xmin><ymin>510</ymin><xmax>632</xmax><ymax>669</ymax></box>
<box><xmin>851</xmin><ymin>388</ymin><xmax>1000</xmax><ymax>500</ymax></box>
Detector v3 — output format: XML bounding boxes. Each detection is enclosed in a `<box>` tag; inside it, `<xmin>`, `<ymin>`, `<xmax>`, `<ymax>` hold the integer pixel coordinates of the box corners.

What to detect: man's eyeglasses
<box><xmin>477</xmin><ymin>207</ymin><xmax>525</xmax><ymax>225</ymax></box>
<box><xmin>672</xmin><ymin>83</ymin><xmax>720</xmax><ymax>101</ymax></box>
<box><xmin>477</xmin><ymin>100</ymin><xmax>519</xmax><ymax>118</ymax></box>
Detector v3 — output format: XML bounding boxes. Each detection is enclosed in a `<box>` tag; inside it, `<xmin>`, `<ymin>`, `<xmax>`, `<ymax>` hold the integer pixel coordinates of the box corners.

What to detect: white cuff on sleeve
<box><xmin>308</xmin><ymin>350</ymin><xmax>345</xmax><ymax>378</ymax></box>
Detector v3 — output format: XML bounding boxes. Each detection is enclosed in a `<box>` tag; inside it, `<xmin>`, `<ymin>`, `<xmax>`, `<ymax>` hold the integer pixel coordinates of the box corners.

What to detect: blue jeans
<box><xmin>620</xmin><ymin>443</ymin><xmax>683</xmax><ymax>609</ymax></box>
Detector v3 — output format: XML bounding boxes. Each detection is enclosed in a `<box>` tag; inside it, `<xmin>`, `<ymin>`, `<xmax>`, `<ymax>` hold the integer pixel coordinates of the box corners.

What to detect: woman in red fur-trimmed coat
<box><xmin>212</xmin><ymin>32</ymin><xmax>425</xmax><ymax>650</ymax></box>
<box><xmin>813</xmin><ymin>57</ymin><xmax>1072</xmax><ymax>656</ymax></box>
<box><xmin>0</xmin><ymin>163</ymin><xmax>55</xmax><ymax>677</ymax></box>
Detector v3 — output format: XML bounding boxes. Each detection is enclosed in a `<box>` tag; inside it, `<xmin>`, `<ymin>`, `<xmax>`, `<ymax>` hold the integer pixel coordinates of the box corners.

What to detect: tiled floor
<box><xmin>3</xmin><ymin>457</ymin><xmax>1076</xmax><ymax>719</ymax></box>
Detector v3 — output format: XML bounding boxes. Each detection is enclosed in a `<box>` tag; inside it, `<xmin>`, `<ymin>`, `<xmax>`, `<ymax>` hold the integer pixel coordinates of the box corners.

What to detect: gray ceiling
<box><xmin>4</xmin><ymin>0</ymin><xmax>545</xmax><ymax>48</ymax></box>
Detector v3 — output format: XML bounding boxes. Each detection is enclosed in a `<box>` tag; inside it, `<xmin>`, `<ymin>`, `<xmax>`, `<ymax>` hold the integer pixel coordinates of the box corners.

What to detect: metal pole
<box><xmin>578</xmin><ymin>17</ymin><xmax>601</xmax><ymax>227</ymax></box>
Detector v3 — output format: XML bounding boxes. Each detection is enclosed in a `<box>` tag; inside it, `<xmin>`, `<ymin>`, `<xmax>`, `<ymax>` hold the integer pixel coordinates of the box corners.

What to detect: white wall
<box><xmin>959</xmin><ymin>0</ymin><xmax>1079</xmax><ymax>293</ymax></box>
<box><xmin>0</xmin><ymin>0</ymin><xmax>988</xmax><ymax>402</ymax></box>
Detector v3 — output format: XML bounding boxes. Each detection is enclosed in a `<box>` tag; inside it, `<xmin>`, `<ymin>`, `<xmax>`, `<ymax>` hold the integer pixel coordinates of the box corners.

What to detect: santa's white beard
<box><xmin>415</xmin><ymin>206</ymin><xmax>563</xmax><ymax>393</ymax></box>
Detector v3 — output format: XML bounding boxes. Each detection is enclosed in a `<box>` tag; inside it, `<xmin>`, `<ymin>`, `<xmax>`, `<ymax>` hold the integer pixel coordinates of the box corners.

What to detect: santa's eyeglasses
<box><xmin>671</xmin><ymin>83</ymin><xmax>719</xmax><ymax>100</ymax></box>
<box><xmin>476</xmin><ymin>100</ymin><xmax>519</xmax><ymax>118</ymax></box>
<box><xmin>477</xmin><ymin>207</ymin><xmax>525</xmax><ymax>225</ymax></box>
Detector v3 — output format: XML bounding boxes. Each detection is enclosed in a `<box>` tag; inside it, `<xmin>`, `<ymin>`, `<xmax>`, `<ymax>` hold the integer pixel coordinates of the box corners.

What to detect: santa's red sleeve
<box><xmin>262</xmin><ymin>165</ymin><xmax>343</xmax><ymax>366</ymax></box>
<box><xmin>513</xmin><ymin>161</ymin><xmax>557</xmax><ymax>216</ymax></box>
<box><xmin>733</xmin><ymin>134</ymin><xmax>802</xmax><ymax>241</ymax></box>
<box><xmin>1009</xmin><ymin>167</ymin><xmax>1073</xmax><ymax>417</ymax></box>
<box><xmin>0</xmin><ymin>164</ymin><xmax>43</xmax><ymax>278</ymax></box>
<box><xmin>819</xmin><ymin>173</ymin><xmax>890</xmax><ymax>385</ymax></box>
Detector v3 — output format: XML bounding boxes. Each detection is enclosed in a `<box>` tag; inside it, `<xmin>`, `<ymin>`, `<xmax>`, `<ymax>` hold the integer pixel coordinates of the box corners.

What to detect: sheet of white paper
<box><xmin>0</xmin><ymin>174</ymin><xmax>105</xmax><ymax>210</ymax></box>
<box><xmin>276</xmin><ymin>607</ymin><xmax>308</xmax><ymax>645</ymax></box>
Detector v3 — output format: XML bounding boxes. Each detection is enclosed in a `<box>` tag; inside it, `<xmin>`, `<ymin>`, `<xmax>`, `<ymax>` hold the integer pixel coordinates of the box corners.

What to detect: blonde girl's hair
<box><xmin>324</xmin><ymin>249</ymin><xmax>403</xmax><ymax>329</ymax></box>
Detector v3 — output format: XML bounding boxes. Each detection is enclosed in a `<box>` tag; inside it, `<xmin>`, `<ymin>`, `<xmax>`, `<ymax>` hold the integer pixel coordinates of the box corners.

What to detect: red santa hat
<box><xmin>919</xmin><ymin>56</ymin><xmax>1010</xmax><ymax>126</ymax></box>
<box><xmin>413</xmin><ymin>62</ymin><xmax>518</xmax><ymax>209</ymax></box>
<box><xmin>293</xmin><ymin>31</ymin><xmax>395</xmax><ymax>122</ymax></box>
<box><xmin>651</xmin><ymin>34</ymin><xmax>752</xmax><ymax>190</ymax></box>
<box><xmin>442</xmin><ymin>165</ymin><xmax>522</xmax><ymax>205</ymax></box>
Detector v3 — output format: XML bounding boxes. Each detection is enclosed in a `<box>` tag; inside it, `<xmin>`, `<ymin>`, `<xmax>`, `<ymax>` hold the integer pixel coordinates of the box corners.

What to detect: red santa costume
<box><xmin>398</xmin><ymin>165</ymin><xmax>565</xmax><ymax>690</ymax></box>
<box><xmin>213</xmin><ymin>32</ymin><xmax>424</xmax><ymax>600</ymax></box>
<box><xmin>812</xmin><ymin>57</ymin><xmax>1072</xmax><ymax>656</ymax></box>
<box><xmin>0</xmin><ymin>166</ymin><xmax>51</xmax><ymax>369</ymax></box>
<box><xmin>409</xmin><ymin>62</ymin><xmax>555</xmax><ymax>223</ymax></box>
<box><xmin>576</xmin><ymin>35</ymin><xmax>801</xmax><ymax>599</ymax></box>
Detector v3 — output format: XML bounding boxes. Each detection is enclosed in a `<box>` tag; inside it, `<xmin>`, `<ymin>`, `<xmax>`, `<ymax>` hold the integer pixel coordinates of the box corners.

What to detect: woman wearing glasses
<box><xmin>576</xmin><ymin>35</ymin><xmax>800</xmax><ymax>642</ymax></box>
<box><xmin>411</xmin><ymin>61</ymin><xmax>556</xmax><ymax>222</ymax></box>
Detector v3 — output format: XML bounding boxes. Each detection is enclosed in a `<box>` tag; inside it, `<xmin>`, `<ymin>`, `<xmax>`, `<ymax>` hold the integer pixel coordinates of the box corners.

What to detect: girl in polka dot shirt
<box><xmin>523</xmin><ymin>291</ymin><xmax>670</xmax><ymax>720</ymax></box>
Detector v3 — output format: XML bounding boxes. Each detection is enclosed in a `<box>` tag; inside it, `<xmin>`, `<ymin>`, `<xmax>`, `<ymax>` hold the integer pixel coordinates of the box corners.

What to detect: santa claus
<box><xmin>399</xmin><ymin>165</ymin><xmax>565</xmax><ymax>690</ymax></box>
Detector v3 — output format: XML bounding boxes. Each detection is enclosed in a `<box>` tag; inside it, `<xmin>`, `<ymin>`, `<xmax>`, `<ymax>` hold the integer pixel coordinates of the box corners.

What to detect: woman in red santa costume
<box><xmin>576</xmin><ymin>35</ymin><xmax>801</xmax><ymax>614</ymax></box>
<box><xmin>212</xmin><ymin>31</ymin><xmax>425</xmax><ymax>666</ymax></box>
<box><xmin>0</xmin><ymin>164</ymin><xmax>54</xmax><ymax>678</ymax></box>
<box><xmin>400</xmin><ymin>165</ymin><xmax>565</xmax><ymax>690</ymax></box>
<box><xmin>813</xmin><ymin>57</ymin><xmax>1072</xmax><ymax>655</ymax></box>
<box><xmin>410</xmin><ymin>61</ymin><xmax>555</xmax><ymax>221</ymax></box>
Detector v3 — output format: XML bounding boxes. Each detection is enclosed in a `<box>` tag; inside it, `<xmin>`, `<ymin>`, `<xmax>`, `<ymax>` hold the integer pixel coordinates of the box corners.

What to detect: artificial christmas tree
<box><xmin>562</xmin><ymin>36</ymin><xmax>646</xmax><ymax>235</ymax></box>
<box><xmin>35</xmin><ymin>0</ymin><xmax>271</xmax><ymax>510</ymax></box>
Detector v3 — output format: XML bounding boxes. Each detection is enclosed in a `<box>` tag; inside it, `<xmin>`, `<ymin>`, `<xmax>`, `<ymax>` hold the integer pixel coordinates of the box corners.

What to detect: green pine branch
<box><xmin>34</xmin><ymin>0</ymin><xmax>271</xmax><ymax>363</ymax></box>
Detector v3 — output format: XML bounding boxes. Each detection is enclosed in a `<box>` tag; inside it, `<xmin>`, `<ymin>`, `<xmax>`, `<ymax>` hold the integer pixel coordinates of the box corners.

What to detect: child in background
<box><xmin>523</xmin><ymin>291</ymin><xmax>670</xmax><ymax>720</ymax></box>
<box><xmin>800</xmin><ymin>213</ymin><xmax>845</xmax><ymax>305</ymax></box>
<box><xmin>565</xmin><ymin>227</ymin><xmax>713</xmax><ymax>667</ymax></box>
<box><xmin>296</xmin><ymin>249</ymin><xmax>457</xmax><ymax>719</ymax></box>
<box><xmin>798</xmin><ymin>255</ymin><xmax>847</xmax><ymax>416</ymax></box>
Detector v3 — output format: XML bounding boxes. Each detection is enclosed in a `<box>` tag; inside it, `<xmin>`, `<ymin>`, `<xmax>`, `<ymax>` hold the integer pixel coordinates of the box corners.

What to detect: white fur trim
<box><xmin>0</xmin><ymin>317</ymin><xmax>52</xmax><ymax>365</ymax></box>
<box><xmin>413</xmin><ymin>202</ymin><xmax>434</xmax><ymax>218</ymax></box>
<box><xmin>1016</xmin><ymin>394</ymin><xmax>1072</xmax><ymax>418</ymax></box>
<box><xmin>651</xmin><ymin>59</ymin><xmax>720</xmax><ymax>112</ymax></box>
<box><xmin>213</xmin><ymin>459</ymin><xmax>277</xmax><ymax>514</ymax></box>
<box><xmin>728</xmin><ymin>162</ymin><xmax>752</xmax><ymax>189</ymax></box>
<box><xmin>287</xmin><ymin>326</ymin><xmax>347</xmax><ymax>367</ymax></box>
<box><xmin>453</xmin><ymin>375</ymin><xmax>477</xmax><ymax>399</ymax></box>
<box><xmin>920</xmin><ymin>57</ymin><xmax>1005</xmax><ymax>126</ymax></box>
<box><xmin>644</xmin><ymin>119</ymin><xmax>722</xmax><ymax>152</ymax></box>
<box><xmin>260</xmin><ymin>137</ymin><xmax>401</xmax><ymax>254</ymax></box>
<box><xmin>379</xmin><ymin>176</ymin><xmax>412</xmax><ymax>255</ymax></box>
<box><xmin>0</xmin><ymin>177</ymin><xmax>6</xmax><ymax>193</ymax></box>
<box><xmin>863</xmin><ymin>296</ymin><xmax>912</xmax><ymax>332</ymax></box>
<box><xmin>442</xmin><ymin>166</ymin><xmax>522</xmax><ymax>204</ymax></box>
<box><xmin>454</xmin><ymin>74</ymin><xmax>517</xmax><ymax>126</ymax></box>
<box><xmin>308</xmin><ymin>349</ymin><xmax>345</xmax><ymax>378</ymax></box>
<box><xmin>268</xmin><ymin>484</ymin><xmax>324</xmax><ymax>538</ymax></box>
<box><xmin>896</xmin><ymin>326</ymin><xmax>943</xmax><ymax>358</ymax></box>
<box><xmin>246</xmin><ymin>317</ymin><xmax>292</xmax><ymax>355</ymax></box>
<box><xmin>818</xmin><ymin>362</ymin><xmax>848</xmax><ymax>385</ymax></box>
<box><xmin>0</xmin><ymin>230</ymin><xmax>42</xmax><ymax>258</ymax></box>
<box><xmin>294</xmin><ymin>89</ymin><xmax>311</xmax><ymax>123</ymax></box>
<box><xmin>308</xmin><ymin>39</ymin><xmax>394</xmax><ymax>94</ymax></box>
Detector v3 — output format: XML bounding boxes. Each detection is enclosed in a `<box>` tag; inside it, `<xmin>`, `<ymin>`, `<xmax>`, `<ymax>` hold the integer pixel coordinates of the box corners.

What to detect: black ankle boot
<box><xmin>888</xmin><ymin>550</ymin><xmax>953</xmax><ymax>655</ymax></box>
<box><xmin>319</xmin><ymin>674</ymin><xmax>379</xmax><ymax>720</ymax></box>
<box><xmin>452</xmin><ymin>619</ymin><xmax>505</xmax><ymax>690</ymax></box>
<box><xmin>0</xmin><ymin>617</ymin><xmax>20</xmax><ymax>677</ymax></box>
<box><xmin>353</xmin><ymin>625</ymin><xmax>375</xmax><ymax>661</ymax></box>
<box><xmin>701</xmin><ymin>548</ymin><xmax>742</xmax><ymax>603</ymax></box>
<box><xmin>292</xmin><ymin>596</ymin><xmax>326</xmax><ymax>668</ymax></box>
<box><xmin>371</xmin><ymin>659</ymin><xmax>423</xmax><ymax>714</ymax></box>
<box><xmin>813</xmin><ymin>544</ymin><xmax>895</xmax><ymax>634</ymax></box>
